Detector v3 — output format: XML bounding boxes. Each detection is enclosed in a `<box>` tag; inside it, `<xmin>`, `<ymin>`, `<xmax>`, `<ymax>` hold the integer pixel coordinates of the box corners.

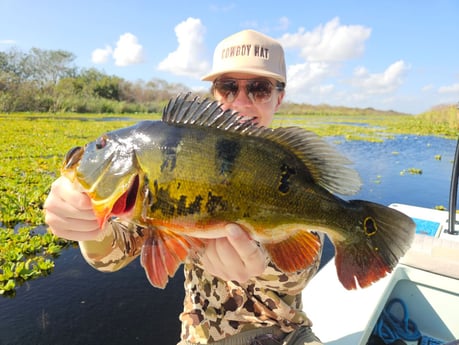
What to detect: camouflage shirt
<box><xmin>179</xmin><ymin>248</ymin><xmax>321</xmax><ymax>344</ymax></box>
<box><xmin>78</xmin><ymin>222</ymin><xmax>322</xmax><ymax>344</ymax></box>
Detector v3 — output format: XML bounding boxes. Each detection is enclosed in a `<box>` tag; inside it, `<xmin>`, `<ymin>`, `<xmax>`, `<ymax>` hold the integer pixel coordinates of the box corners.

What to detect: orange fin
<box><xmin>140</xmin><ymin>228</ymin><xmax>204</xmax><ymax>289</ymax></box>
<box><xmin>333</xmin><ymin>200</ymin><xmax>415</xmax><ymax>290</ymax></box>
<box><xmin>334</xmin><ymin>241</ymin><xmax>393</xmax><ymax>290</ymax></box>
<box><xmin>264</xmin><ymin>231</ymin><xmax>321</xmax><ymax>272</ymax></box>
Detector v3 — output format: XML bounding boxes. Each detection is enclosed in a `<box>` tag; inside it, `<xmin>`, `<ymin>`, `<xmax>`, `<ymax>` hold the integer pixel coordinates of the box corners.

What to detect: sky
<box><xmin>1</xmin><ymin>0</ymin><xmax>458</xmax><ymax>114</ymax></box>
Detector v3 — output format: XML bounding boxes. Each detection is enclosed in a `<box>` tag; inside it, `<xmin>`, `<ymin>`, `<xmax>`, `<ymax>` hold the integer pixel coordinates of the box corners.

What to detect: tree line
<box><xmin>0</xmin><ymin>47</ymin><xmax>209</xmax><ymax>113</ymax></box>
<box><xmin>3</xmin><ymin>47</ymin><xmax>435</xmax><ymax>117</ymax></box>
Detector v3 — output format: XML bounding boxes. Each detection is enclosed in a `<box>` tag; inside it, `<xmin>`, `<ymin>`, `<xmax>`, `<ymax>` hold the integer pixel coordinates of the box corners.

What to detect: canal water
<box><xmin>0</xmin><ymin>135</ymin><xmax>457</xmax><ymax>345</ymax></box>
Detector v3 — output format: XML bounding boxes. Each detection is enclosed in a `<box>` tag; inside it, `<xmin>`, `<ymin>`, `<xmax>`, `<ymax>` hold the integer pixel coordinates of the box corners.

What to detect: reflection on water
<box><xmin>0</xmin><ymin>135</ymin><xmax>456</xmax><ymax>345</ymax></box>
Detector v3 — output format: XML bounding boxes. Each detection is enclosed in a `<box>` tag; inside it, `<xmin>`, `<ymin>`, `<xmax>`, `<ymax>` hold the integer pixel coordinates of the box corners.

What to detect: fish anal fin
<box><xmin>140</xmin><ymin>228</ymin><xmax>204</xmax><ymax>289</ymax></box>
<box><xmin>334</xmin><ymin>240</ymin><xmax>392</xmax><ymax>290</ymax></box>
<box><xmin>264</xmin><ymin>231</ymin><xmax>321</xmax><ymax>272</ymax></box>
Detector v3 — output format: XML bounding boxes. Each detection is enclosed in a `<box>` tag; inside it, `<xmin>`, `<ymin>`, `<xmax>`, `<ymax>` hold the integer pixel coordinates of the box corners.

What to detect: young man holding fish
<box><xmin>46</xmin><ymin>30</ymin><xmax>413</xmax><ymax>344</ymax></box>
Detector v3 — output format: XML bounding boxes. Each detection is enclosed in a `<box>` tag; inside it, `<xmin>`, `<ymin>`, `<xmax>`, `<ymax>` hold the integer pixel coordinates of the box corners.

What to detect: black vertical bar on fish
<box><xmin>447</xmin><ymin>102</ymin><xmax>459</xmax><ymax>235</ymax></box>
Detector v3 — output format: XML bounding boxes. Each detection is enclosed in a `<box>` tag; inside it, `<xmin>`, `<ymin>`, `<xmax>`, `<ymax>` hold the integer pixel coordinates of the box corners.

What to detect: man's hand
<box><xmin>199</xmin><ymin>224</ymin><xmax>267</xmax><ymax>283</ymax></box>
<box><xmin>44</xmin><ymin>176</ymin><xmax>101</xmax><ymax>241</ymax></box>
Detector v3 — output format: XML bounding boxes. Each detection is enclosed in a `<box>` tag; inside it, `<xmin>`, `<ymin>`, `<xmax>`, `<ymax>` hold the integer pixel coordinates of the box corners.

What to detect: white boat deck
<box><xmin>302</xmin><ymin>204</ymin><xmax>459</xmax><ymax>345</ymax></box>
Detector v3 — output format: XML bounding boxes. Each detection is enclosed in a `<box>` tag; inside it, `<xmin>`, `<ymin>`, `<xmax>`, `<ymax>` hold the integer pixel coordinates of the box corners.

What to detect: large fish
<box><xmin>62</xmin><ymin>93</ymin><xmax>415</xmax><ymax>290</ymax></box>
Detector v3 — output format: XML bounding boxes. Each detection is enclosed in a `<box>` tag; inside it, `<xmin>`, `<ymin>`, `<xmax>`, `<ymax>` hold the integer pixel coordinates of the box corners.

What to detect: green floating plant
<box><xmin>0</xmin><ymin>226</ymin><xmax>73</xmax><ymax>296</ymax></box>
<box><xmin>400</xmin><ymin>168</ymin><xmax>423</xmax><ymax>176</ymax></box>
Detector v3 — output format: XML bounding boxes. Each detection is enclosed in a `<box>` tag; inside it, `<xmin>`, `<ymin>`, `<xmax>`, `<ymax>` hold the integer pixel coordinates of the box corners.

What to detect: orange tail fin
<box><xmin>140</xmin><ymin>228</ymin><xmax>204</xmax><ymax>289</ymax></box>
<box><xmin>264</xmin><ymin>231</ymin><xmax>321</xmax><ymax>272</ymax></box>
<box><xmin>333</xmin><ymin>200</ymin><xmax>415</xmax><ymax>289</ymax></box>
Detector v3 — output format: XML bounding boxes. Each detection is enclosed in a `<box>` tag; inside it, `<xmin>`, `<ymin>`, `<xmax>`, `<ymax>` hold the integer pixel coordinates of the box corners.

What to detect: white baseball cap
<box><xmin>202</xmin><ymin>29</ymin><xmax>286</xmax><ymax>84</ymax></box>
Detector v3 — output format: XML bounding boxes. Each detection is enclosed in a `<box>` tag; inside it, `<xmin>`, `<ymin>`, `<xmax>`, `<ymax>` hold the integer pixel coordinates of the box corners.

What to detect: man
<box><xmin>45</xmin><ymin>29</ymin><xmax>323</xmax><ymax>345</ymax></box>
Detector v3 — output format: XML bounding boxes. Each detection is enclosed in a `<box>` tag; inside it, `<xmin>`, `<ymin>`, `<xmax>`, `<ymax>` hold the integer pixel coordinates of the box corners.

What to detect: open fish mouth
<box><xmin>111</xmin><ymin>174</ymin><xmax>139</xmax><ymax>216</ymax></box>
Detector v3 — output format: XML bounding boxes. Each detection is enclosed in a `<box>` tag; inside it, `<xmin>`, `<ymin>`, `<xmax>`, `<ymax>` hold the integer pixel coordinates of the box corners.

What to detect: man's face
<box><xmin>212</xmin><ymin>73</ymin><xmax>284</xmax><ymax>127</ymax></box>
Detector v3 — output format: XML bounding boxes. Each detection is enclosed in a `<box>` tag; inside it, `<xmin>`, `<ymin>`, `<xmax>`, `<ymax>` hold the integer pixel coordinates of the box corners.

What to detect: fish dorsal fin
<box><xmin>263</xmin><ymin>126</ymin><xmax>362</xmax><ymax>195</ymax></box>
<box><xmin>163</xmin><ymin>93</ymin><xmax>262</xmax><ymax>134</ymax></box>
<box><xmin>163</xmin><ymin>93</ymin><xmax>361</xmax><ymax>195</ymax></box>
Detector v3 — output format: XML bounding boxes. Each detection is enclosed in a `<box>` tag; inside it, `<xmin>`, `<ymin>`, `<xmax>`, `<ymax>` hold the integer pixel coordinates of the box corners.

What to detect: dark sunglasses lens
<box><xmin>215</xmin><ymin>80</ymin><xmax>239</xmax><ymax>102</ymax></box>
<box><xmin>247</xmin><ymin>80</ymin><xmax>273</xmax><ymax>103</ymax></box>
<box><xmin>214</xmin><ymin>79</ymin><xmax>275</xmax><ymax>103</ymax></box>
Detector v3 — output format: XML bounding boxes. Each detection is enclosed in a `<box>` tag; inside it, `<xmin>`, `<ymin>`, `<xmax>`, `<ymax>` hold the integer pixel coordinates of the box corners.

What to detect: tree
<box><xmin>26</xmin><ymin>48</ymin><xmax>77</xmax><ymax>86</ymax></box>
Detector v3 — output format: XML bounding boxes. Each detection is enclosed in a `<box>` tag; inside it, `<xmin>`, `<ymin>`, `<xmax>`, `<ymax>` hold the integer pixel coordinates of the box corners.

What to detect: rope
<box><xmin>373</xmin><ymin>298</ymin><xmax>422</xmax><ymax>344</ymax></box>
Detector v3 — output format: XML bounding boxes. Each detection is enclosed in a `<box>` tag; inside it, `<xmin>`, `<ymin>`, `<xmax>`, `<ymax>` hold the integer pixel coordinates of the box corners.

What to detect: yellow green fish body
<box><xmin>62</xmin><ymin>94</ymin><xmax>415</xmax><ymax>289</ymax></box>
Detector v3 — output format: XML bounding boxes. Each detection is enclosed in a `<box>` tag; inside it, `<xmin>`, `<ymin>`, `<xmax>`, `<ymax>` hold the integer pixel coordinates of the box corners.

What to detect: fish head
<box><xmin>62</xmin><ymin>127</ymin><xmax>142</xmax><ymax>228</ymax></box>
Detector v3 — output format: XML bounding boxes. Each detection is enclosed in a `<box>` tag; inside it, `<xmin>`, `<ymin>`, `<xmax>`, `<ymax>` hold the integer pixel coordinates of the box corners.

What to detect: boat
<box><xmin>302</xmin><ymin>135</ymin><xmax>459</xmax><ymax>345</ymax></box>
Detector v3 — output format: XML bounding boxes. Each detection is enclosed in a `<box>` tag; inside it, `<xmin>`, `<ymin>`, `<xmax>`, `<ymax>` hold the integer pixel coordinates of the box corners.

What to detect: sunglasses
<box><xmin>213</xmin><ymin>78</ymin><xmax>284</xmax><ymax>104</ymax></box>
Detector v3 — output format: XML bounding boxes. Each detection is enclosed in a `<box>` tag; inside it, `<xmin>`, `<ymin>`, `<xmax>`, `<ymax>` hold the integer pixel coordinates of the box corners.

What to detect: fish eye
<box><xmin>96</xmin><ymin>135</ymin><xmax>108</xmax><ymax>149</ymax></box>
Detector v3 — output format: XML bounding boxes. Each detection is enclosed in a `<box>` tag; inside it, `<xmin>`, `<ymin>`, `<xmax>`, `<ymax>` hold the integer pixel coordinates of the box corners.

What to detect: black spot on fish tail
<box><xmin>364</xmin><ymin>217</ymin><xmax>378</xmax><ymax>236</ymax></box>
<box><xmin>278</xmin><ymin>164</ymin><xmax>296</xmax><ymax>194</ymax></box>
<box><xmin>216</xmin><ymin>139</ymin><xmax>241</xmax><ymax>177</ymax></box>
<box><xmin>206</xmin><ymin>192</ymin><xmax>228</xmax><ymax>216</ymax></box>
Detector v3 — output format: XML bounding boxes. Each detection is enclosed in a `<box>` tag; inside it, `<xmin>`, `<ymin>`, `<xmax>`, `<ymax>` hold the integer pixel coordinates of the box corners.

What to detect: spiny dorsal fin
<box><xmin>163</xmin><ymin>93</ymin><xmax>261</xmax><ymax>134</ymax></box>
<box><xmin>263</xmin><ymin>127</ymin><xmax>362</xmax><ymax>195</ymax></box>
<box><xmin>162</xmin><ymin>93</ymin><xmax>361</xmax><ymax>195</ymax></box>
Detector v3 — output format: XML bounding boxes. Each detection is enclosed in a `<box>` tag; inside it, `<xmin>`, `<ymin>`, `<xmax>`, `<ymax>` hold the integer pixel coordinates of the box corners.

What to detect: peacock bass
<box><xmin>61</xmin><ymin>93</ymin><xmax>415</xmax><ymax>290</ymax></box>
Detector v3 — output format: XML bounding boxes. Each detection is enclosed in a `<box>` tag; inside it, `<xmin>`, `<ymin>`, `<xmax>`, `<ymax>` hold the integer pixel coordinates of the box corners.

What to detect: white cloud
<box><xmin>279</xmin><ymin>17</ymin><xmax>371</xmax><ymax>62</ymax></box>
<box><xmin>158</xmin><ymin>17</ymin><xmax>210</xmax><ymax>79</ymax></box>
<box><xmin>0</xmin><ymin>39</ymin><xmax>16</xmax><ymax>45</ymax></box>
<box><xmin>113</xmin><ymin>33</ymin><xmax>145</xmax><ymax>66</ymax></box>
<box><xmin>287</xmin><ymin>61</ymin><xmax>337</xmax><ymax>91</ymax></box>
<box><xmin>278</xmin><ymin>18</ymin><xmax>419</xmax><ymax>111</ymax></box>
<box><xmin>350</xmin><ymin>60</ymin><xmax>410</xmax><ymax>94</ymax></box>
<box><xmin>438</xmin><ymin>83</ymin><xmax>459</xmax><ymax>94</ymax></box>
<box><xmin>91</xmin><ymin>33</ymin><xmax>145</xmax><ymax>67</ymax></box>
<box><xmin>91</xmin><ymin>45</ymin><xmax>113</xmax><ymax>64</ymax></box>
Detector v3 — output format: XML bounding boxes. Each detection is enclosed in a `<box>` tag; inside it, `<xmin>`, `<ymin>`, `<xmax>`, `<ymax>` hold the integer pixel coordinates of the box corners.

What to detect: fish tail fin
<box><xmin>264</xmin><ymin>231</ymin><xmax>322</xmax><ymax>272</ymax></box>
<box><xmin>334</xmin><ymin>200</ymin><xmax>415</xmax><ymax>289</ymax></box>
<box><xmin>140</xmin><ymin>228</ymin><xmax>204</xmax><ymax>289</ymax></box>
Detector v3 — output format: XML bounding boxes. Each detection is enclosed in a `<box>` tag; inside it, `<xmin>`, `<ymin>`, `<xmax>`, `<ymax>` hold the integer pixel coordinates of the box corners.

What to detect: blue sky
<box><xmin>1</xmin><ymin>0</ymin><xmax>458</xmax><ymax>114</ymax></box>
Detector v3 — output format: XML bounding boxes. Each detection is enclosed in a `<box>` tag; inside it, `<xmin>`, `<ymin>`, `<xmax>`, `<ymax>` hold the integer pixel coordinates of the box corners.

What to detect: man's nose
<box><xmin>232</xmin><ymin>84</ymin><xmax>252</xmax><ymax>106</ymax></box>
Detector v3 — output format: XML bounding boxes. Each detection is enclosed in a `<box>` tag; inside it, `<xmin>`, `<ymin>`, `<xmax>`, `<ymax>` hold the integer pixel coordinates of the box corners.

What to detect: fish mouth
<box><xmin>111</xmin><ymin>174</ymin><xmax>140</xmax><ymax>216</ymax></box>
<box><xmin>64</xmin><ymin>146</ymin><xmax>84</xmax><ymax>170</ymax></box>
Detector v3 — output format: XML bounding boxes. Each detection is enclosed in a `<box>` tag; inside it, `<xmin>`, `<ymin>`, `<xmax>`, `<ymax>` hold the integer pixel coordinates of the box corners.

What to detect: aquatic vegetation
<box><xmin>373</xmin><ymin>175</ymin><xmax>383</xmax><ymax>184</ymax></box>
<box><xmin>274</xmin><ymin>108</ymin><xmax>459</xmax><ymax>141</ymax></box>
<box><xmin>400</xmin><ymin>168</ymin><xmax>423</xmax><ymax>176</ymax></box>
<box><xmin>0</xmin><ymin>227</ymin><xmax>72</xmax><ymax>296</ymax></box>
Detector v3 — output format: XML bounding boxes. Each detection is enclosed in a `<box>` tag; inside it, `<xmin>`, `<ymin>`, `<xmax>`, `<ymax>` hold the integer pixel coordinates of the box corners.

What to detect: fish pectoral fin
<box><xmin>140</xmin><ymin>228</ymin><xmax>204</xmax><ymax>289</ymax></box>
<box><xmin>264</xmin><ymin>231</ymin><xmax>321</xmax><ymax>272</ymax></box>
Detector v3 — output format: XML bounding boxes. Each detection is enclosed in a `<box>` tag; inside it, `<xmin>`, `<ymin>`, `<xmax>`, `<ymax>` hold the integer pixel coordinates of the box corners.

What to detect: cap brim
<box><xmin>201</xmin><ymin>67</ymin><xmax>286</xmax><ymax>84</ymax></box>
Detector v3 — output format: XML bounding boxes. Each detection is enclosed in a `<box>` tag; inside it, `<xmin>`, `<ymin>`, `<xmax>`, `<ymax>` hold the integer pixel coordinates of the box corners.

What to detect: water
<box><xmin>0</xmin><ymin>135</ymin><xmax>457</xmax><ymax>345</ymax></box>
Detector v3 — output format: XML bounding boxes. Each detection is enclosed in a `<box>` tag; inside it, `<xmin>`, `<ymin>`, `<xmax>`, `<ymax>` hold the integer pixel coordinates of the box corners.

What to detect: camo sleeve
<box><xmin>78</xmin><ymin>219</ymin><xmax>144</xmax><ymax>272</ymax></box>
